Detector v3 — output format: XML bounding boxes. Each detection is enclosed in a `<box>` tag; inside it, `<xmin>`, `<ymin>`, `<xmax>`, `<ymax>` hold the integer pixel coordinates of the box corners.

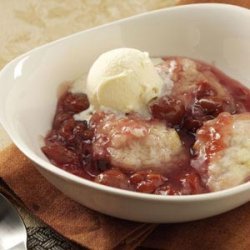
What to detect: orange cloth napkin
<box><xmin>0</xmin><ymin>145</ymin><xmax>249</xmax><ymax>250</ymax></box>
<box><xmin>0</xmin><ymin>145</ymin><xmax>156</xmax><ymax>250</ymax></box>
<box><xmin>143</xmin><ymin>202</ymin><xmax>250</xmax><ymax>249</ymax></box>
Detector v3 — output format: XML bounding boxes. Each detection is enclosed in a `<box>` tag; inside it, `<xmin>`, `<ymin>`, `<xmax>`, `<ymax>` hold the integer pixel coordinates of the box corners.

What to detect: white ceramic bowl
<box><xmin>0</xmin><ymin>4</ymin><xmax>249</xmax><ymax>223</ymax></box>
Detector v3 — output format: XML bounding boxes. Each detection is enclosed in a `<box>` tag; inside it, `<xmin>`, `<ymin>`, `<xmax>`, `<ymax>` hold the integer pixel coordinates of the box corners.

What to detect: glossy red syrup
<box><xmin>42</xmin><ymin>58</ymin><xmax>250</xmax><ymax>195</ymax></box>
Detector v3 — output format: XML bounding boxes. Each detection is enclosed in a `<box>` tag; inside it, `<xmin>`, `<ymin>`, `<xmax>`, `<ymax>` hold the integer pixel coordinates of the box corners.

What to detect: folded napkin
<box><xmin>1</xmin><ymin>145</ymin><xmax>249</xmax><ymax>250</ymax></box>
<box><xmin>142</xmin><ymin>202</ymin><xmax>250</xmax><ymax>250</ymax></box>
<box><xmin>0</xmin><ymin>145</ymin><xmax>156</xmax><ymax>250</ymax></box>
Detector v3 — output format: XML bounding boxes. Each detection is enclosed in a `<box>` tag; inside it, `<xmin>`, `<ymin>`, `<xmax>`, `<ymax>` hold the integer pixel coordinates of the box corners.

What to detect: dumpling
<box><xmin>192</xmin><ymin>112</ymin><xmax>250</xmax><ymax>191</ymax></box>
<box><xmin>91</xmin><ymin>112</ymin><xmax>186</xmax><ymax>172</ymax></box>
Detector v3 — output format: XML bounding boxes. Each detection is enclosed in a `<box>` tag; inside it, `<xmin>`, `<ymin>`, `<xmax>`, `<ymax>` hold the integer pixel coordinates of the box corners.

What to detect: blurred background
<box><xmin>1</xmin><ymin>0</ymin><xmax>249</xmax><ymax>70</ymax></box>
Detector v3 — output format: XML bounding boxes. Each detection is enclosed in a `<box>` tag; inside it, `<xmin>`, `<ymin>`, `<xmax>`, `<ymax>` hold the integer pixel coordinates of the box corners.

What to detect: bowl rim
<box><xmin>0</xmin><ymin>3</ymin><xmax>250</xmax><ymax>202</ymax></box>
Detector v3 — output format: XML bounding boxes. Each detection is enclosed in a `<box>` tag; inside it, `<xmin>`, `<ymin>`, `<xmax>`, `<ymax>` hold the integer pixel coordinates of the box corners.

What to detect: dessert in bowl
<box><xmin>42</xmin><ymin>49</ymin><xmax>250</xmax><ymax>195</ymax></box>
<box><xmin>0</xmin><ymin>4</ymin><xmax>249</xmax><ymax>222</ymax></box>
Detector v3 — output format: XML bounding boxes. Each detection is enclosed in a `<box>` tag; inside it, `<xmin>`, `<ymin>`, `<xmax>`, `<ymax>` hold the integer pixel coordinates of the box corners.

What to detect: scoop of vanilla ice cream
<box><xmin>86</xmin><ymin>48</ymin><xmax>164</xmax><ymax>114</ymax></box>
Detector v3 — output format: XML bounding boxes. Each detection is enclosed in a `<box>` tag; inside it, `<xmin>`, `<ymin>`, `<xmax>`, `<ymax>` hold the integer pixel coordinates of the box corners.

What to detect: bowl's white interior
<box><xmin>0</xmin><ymin>4</ymin><xmax>250</xmax><ymax>191</ymax></box>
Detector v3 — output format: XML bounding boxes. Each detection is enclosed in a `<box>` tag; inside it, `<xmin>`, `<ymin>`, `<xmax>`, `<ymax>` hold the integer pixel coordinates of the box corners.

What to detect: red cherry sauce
<box><xmin>42</xmin><ymin>57</ymin><xmax>250</xmax><ymax>195</ymax></box>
